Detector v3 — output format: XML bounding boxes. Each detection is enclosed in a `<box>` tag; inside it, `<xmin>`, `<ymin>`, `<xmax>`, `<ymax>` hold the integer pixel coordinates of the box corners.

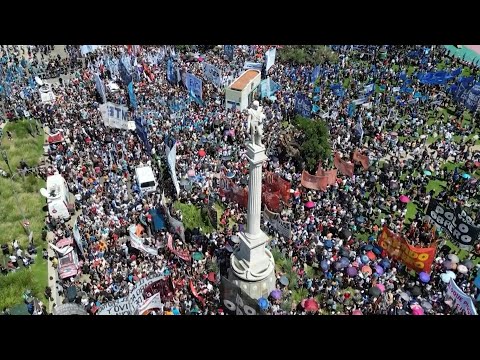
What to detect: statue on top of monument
<box><xmin>246</xmin><ymin>100</ymin><xmax>265</xmax><ymax>147</ymax></box>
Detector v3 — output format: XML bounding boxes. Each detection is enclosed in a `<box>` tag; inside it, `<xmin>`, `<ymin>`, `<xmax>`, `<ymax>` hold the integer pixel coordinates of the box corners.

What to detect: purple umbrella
<box><xmin>375</xmin><ymin>265</ymin><xmax>384</xmax><ymax>275</ymax></box>
<box><xmin>419</xmin><ymin>271</ymin><xmax>430</xmax><ymax>283</ymax></box>
<box><xmin>270</xmin><ymin>289</ymin><xmax>282</xmax><ymax>300</ymax></box>
<box><xmin>305</xmin><ymin>201</ymin><xmax>315</xmax><ymax>209</ymax></box>
<box><xmin>347</xmin><ymin>266</ymin><xmax>358</xmax><ymax>277</ymax></box>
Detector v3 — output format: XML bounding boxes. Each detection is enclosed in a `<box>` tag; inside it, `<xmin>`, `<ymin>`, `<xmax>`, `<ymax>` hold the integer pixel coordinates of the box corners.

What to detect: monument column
<box><xmin>229</xmin><ymin>101</ymin><xmax>276</xmax><ymax>300</ymax></box>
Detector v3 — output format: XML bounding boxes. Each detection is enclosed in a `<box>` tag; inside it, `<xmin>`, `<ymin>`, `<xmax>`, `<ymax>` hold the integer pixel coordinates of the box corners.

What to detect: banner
<box><xmin>165</xmin><ymin>208</ymin><xmax>186</xmax><ymax>244</ymax></box>
<box><xmin>203</xmin><ymin>63</ymin><xmax>222</xmax><ymax>88</ymax></box>
<box><xmin>143</xmin><ymin>277</ymin><xmax>174</xmax><ymax>300</ymax></box>
<box><xmin>134</xmin><ymin>116</ymin><xmax>152</xmax><ymax>154</ymax></box>
<box><xmin>166</xmin><ymin>58</ymin><xmax>177</xmax><ymax>84</ymax></box>
<box><xmin>167</xmin><ymin>232</ymin><xmax>190</xmax><ymax>261</ymax></box>
<box><xmin>311</xmin><ymin>65</ymin><xmax>321</xmax><ymax>83</ymax></box>
<box><xmin>220</xmin><ymin>276</ymin><xmax>262</xmax><ymax>315</ymax></box>
<box><xmin>118</xmin><ymin>58</ymin><xmax>132</xmax><ymax>86</ymax></box>
<box><xmin>80</xmin><ymin>45</ymin><xmax>99</xmax><ymax>56</ymax></box>
<box><xmin>97</xmin><ymin>275</ymin><xmax>164</xmax><ymax>315</ymax></box>
<box><xmin>243</xmin><ymin>61</ymin><xmax>263</xmax><ymax>71</ymax></box>
<box><xmin>377</xmin><ymin>226</ymin><xmax>436</xmax><ymax>273</ymax></box>
<box><xmin>137</xmin><ymin>293</ymin><xmax>163</xmax><ymax>315</ymax></box>
<box><xmin>301</xmin><ymin>170</ymin><xmax>328</xmax><ymax>191</ymax></box>
<box><xmin>295</xmin><ymin>92</ymin><xmax>312</xmax><ymax>118</ymax></box>
<box><xmin>446</xmin><ymin>279</ymin><xmax>478</xmax><ymax>315</ymax></box>
<box><xmin>353</xmin><ymin>150</ymin><xmax>369</xmax><ymax>170</ymax></box>
<box><xmin>224</xmin><ymin>45</ymin><xmax>234</xmax><ymax>61</ymax></box>
<box><xmin>72</xmin><ymin>220</ymin><xmax>85</xmax><ymax>255</ymax></box>
<box><xmin>39</xmin><ymin>84</ymin><xmax>55</xmax><ymax>104</ymax></box>
<box><xmin>334</xmin><ymin>152</ymin><xmax>354</xmax><ymax>178</ymax></box>
<box><xmin>426</xmin><ymin>199</ymin><xmax>480</xmax><ymax>250</ymax></box>
<box><xmin>100</xmin><ymin>102</ymin><xmax>129</xmax><ymax>130</ymax></box>
<box><xmin>259</xmin><ymin>78</ymin><xmax>281</xmax><ymax>99</ymax></box>
<box><xmin>94</xmin><ymin>73</ymin><xmax>106</xmax><ymax>104</ymax></box>
<box><xmin>185</xmin><ymin>73</ymin><xmax>203</xmax><ymax>100</ymax></box>
<box><xmin>129</xmin><ymin>224</ymin><xmax>158</xmax><ymax>256</ymax></box>
<box><xmin>265</xmin><ymin>48</ymin><xmax>276</xmax><ymax>71</ymax></box>
<box><xmin>165</xmin><ymin>137</ymin><xmax>181</xmax><ymax>196</ymax></box>
<box><xmin>316</xmin><ymin>167</ymin><xmax>338</xmax><ymax>185</ymax></box>
<box><xmin>127</xmin><ymin>81</ymin><xmax>137</xmax><ymax>109</ymax></box>
<box><xmin>263</xmin><ymin>207</ymin><xmax>292</xmax><ymax>239</ymax></box>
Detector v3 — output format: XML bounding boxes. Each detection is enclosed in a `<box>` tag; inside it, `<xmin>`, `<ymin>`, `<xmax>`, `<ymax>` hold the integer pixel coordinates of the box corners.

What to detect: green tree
<box><xmin>293</xmin><ymin>115</ymin><xmax>332</xmax><ymax>173</ymax></box>
<box><xmin>277</xmin><ymin>45</ymin><xmax>339</xmax><ymax>65</ymax></box>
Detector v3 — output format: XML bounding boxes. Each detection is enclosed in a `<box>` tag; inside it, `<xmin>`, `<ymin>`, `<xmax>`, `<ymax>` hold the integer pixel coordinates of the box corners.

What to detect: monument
<box><xmin>229</xmin><ymin>100</ymin><xmax>276</xmax><ymax>299</ymax></box>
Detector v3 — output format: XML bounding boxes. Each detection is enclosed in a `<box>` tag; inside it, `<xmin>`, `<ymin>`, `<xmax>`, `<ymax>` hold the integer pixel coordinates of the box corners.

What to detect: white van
<box><xmin>135</xmin><ymin>166</ymin><xmax>157</xmax><ymax>195</ymax></box>
<box><xmin>40</xmin><ymin>173</ymin><xmax>74</xmax><ymax>220</ymax></box>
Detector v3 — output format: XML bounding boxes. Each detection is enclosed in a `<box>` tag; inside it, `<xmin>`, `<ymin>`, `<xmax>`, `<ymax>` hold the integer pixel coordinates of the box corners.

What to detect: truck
<box><xmin>135</xmin><ymin>165</ymin><xmax>158</xmax><ymax>195</ymax></box>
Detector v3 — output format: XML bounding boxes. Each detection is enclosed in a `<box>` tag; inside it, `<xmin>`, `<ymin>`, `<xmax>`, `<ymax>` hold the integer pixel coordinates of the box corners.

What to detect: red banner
<box><xmin>265</xmin><ymin>172</ymin><xmax>291</xmax><ymax>203</ymax></box>
<box><xmin>377</xmin><ymin>226</ymin><xmax>436</xmax><ymax>274</ymax></box>
<box><xmin>301</xmin><ymin>170</ymin><xmax>327</xmax><ymax>191</ymax></box>
<box><xmin>189</xmin><ymin>280</ymin><xmax>206</xmax><ymax>307</ymax></box>
<box><xmin>353</xmin><ymin>150</ymin><xmax>369</xmax><ymax>170</ymax></box>
<box><xmin>167</xmin><ymin>233</ymin><xmax>191</xmax><ymax>262</ymax></box>
<box><xmin>316</xmin><ymin>166</ymin><xmax>338</xmax><ymax>185</ymax></box>
<box><xmin>334</xmin><ymin>152</ymin><xmax>354</xmax><ymax>177</ymax></box>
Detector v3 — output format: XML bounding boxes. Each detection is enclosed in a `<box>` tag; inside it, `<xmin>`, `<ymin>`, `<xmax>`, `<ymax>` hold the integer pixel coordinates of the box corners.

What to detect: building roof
<box><xmin>230</xmin><ymin>70</ymin><xmax>260</xmax><ymax>91</ymax></box>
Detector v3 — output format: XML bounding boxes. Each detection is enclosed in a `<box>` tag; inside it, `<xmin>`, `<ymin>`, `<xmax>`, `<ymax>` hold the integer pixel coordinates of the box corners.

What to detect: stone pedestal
<box><xmin>229</xmin><ymin>143</ymin><xmax>276</xmax><ymax>299</ymax></box>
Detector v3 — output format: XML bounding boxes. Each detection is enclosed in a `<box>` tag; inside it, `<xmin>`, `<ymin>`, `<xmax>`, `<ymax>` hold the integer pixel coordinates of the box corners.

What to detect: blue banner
<box><xmin>464</xmin><ymin>84</ymin><xmax>480</xmax><ymax>111</ymax></box>
<box><xmin>224</xmin><ymin>45</ymin><xmax>234</xmax><ymax>61</ymax></box>
<box><xmin>203</xmin><ymin>63</ymin><xmax>222</xmax><ymax>88</ymax></box>
<box><xmin>134</xmin><ymin>116</ymin><xmax>151</xmax><ymax>154</ymax></box>
<box><xmin>185</xmin><ymin>73</ymin><xmax>203</xmax><ymax>100</ymax></box>
<box><xmin>167</xmin><ymin>58</ymin><xmax>177</xmax><ymax>84</ymax></box>
<box><xmin>127</xmin><ymin>82</ymin><xmax>137</xmax><ymax>109</ymax></box>
<box><xmin>94</xmin><ymin>73</ymin><xmax>106</xmax><ymax>103</ymax></box>
<box><xmin>295</xmin><ymin>92</ymin><xmax>312</xmax><ymax>118</ymax></box>
<box><xmin>118</xmin><ymin>59</ymin><xmax>132</xmax><ymax>86</ymax></box>
<box><xmin>311</xmin><ymin>65</ymin><xmax>321</xmax><ymax>84</ymax></box>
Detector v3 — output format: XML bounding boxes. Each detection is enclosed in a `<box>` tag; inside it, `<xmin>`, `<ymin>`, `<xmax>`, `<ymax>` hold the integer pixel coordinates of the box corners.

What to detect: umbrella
<box><xmin>440</xmin><ymin>271</ymin><xmax>456</xmax><ymax>283</ymax></box>
<box><xmin>399</xmin><ymin>292</ymin><xmax>410</xmax><ymax>301</ymax></box>
<box><xmin>443</xmin><ymin>260</ymin><xmax>456</xmax><ymax>270</ymax></box>
<box><xmin>279</xmin><ymin>276</ymin><xmax>289</xmax><ymax>286</ymax></box>
<box><xmin>363</xmin><ymin>244</ymin><xmax>373</xmax><ymax>251</ymax></box>
<box><xmin>421</xmin><ymin>301</ymin><xmax>433</xmax><ymax>311</ymax></box>
<box><xmin>192</xmin><ymin>252</ymin><xmax>204</xmax><ymax>261</ymax></box>
<box><xmin>258</xmin><ymin>298</ymin><xmax>269</xmax><ymax>310</ymax></box>
<box><xmin>188</xmin><ymin>169</ymin><xmax>196</xmax><ymax>177</ymax></box>
<box><xmin>339</xmin><ymin>229</ymin><xmax>352</xmax><ymax>240</ymax></box>
<box><xmin>198</xmin><ymin>149</ymin><xmax>206</xmax><ymax>157</ymax></box>
<box><xmin>305</xmin><ymin>201</ymin><xmax>315</xmax><ymax>209</ymax></box>
<box><xmin>411</xmin><ymin>304</ymin><xmax>424</xmax><ymax>316</ymax></box>
<box><xmin>361</xmin><ymin>255</ymin><xmax>370</xmax><ymax>264</ymax></box>
<box><xmin>447</xmin><ymin>254</ymin><xmax>460</xmax><ymax>263</ymax></box>
<box><xmin>462</xmin><ymin>173</ymin><xmax>471</xmax><ymax>179</ymax></box>
<box><xmin>324</xmin><ymin>240</ymin><xmax>333</xmax><ymax>249</ymax></box>
<box><xmin>372</xmin><ymin>246</ymin><xmax>382</xmax><ymax>256</ymax></box>
<box><xmin>270</xmin><ymin>289</ymin><xmax>282</xmax><ymax>300</ymax></box>
<box><xmin>362</xmin><ymin>265</ymin><xmax>372</xmax><ymax>275</ymax></box>
<box><xmin>399</xmin><ymin>195</ymin><xmax>410</xmax><ymax>203</ymax></box>
<box><xmin>369</xmin><ymin>286</ymin><xmax>381</xmax><ymax>297</ymax></box>
<box><xmin>303</xmin><ymin>298</ymin><xmax>319</xmax><ymax>312</ymax></box>
<box><xmin>376</xmin><ymin>283</ymin><xmax>386</xmax><ymax>293</ymax></box>
<box><xmin>411</xmin><ymin>286</ymin><xmax>422</xmax><ymax>297</ymax></box>
<box><xmin>320</xmin><ymin>260</ymin><xmax>330</xmax><ymax>271</ymax></box>
<box><xmin>226</xmin><ymin>171</ymin><xmax>235</xmax><ymax>179</ymax></box>
<box><xmin>352</xmin><ymin>309</ymin><xmax>363</xmax><ymax>315</ymax></box>
<box><xmin>375</xmin><ymin>265</ymin><xmax>384</xmax><ymax>275</ymax></box>
<box><xmin>461</xmin><ymin>259</ymin><xmax>474</xmax><ymax>270</ymax></box>
<box><xmin>457</xmin><ymin>264</ymin><xmax>468</xmax><ymax>274</ymax></box>
<box><xmin>207</xmin><ymin>272</ymin><xmax>216</xmax><ymax>282</ymax></box>
<box><xmin>423</xmin><ymin>170</ymin><xmax>432</xmax><ymax>176</ymax></box>
<box><xmin>347</xmin><ymin>266</ymin><xmax>358</xmax><ymax>277</ymax></box>
<box><xmin>419</xmin><ymin>272</ymin><xmax>430</xmax><ymax>283</ymax></box>
<box><xmin>366</xmin><ymin>251</ymin><xmax>376</xmax><ymax>261</ymax></box>
<box><xmin>356</xmin><ymin>216</ymin><xmax>366</xmax><ymax>224</ymax></box>
<box><xmin>339</xmin><ymin>257</ymin><xmax>350</xmax><ymax>267</ymax></box>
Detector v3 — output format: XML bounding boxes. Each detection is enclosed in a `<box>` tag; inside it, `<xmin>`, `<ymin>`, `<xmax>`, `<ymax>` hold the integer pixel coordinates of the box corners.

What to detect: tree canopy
<box><xmin>293</xmin><ymin>115</ymin><xmax>332</xmax><ymax>173</ymax></box>
<box><xmin>277</xmin><ymin>46</ymin><xmax>339</xmax><ymax>65</ymax></box>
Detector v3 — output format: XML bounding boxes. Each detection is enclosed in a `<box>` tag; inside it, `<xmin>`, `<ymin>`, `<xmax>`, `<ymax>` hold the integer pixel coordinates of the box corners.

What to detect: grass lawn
<box><xmin>173</xmin><ymin>201</ymin><xmax>214</xmax><ymax>234</ymax></box>
<box><xmin>0</xmin><ymin>120</ymin><xmax>48</xmax><ymax>310</ymax></box>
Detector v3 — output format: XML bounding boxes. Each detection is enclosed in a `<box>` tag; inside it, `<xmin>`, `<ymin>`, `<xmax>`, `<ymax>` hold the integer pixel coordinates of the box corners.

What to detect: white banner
<box><xmin>129</xmin><ymin>224</ymin><xmax>158</xmax><ymax>256</ymax></box>
<box><xmin>446</xmin><ymin>279</ymin><xmax>478</xmax><ymax>315</ymax></box>
<box><xmin>203</xmin><ymin>63</ymin><xmax>223</xmax><ymax>88</ymax></box>
<box><xmin>263</xmin><ymin>208</ymin><xmax>292</xmax><ymax>239</ymax></box>
<box><xmin>97</xmin><ymin>275</ymin><xmax>164</xmax><ymax>315</ymax></box>
<box><xmin>80</xmin><ymin>45</ymin><xmax>99</xmax><ymax>56</ymax></box>
<box><xmin>166</xmin><ymin>142</ymin><xmax>180</xmax><ymax>196</ymax></box>
<box><xmin>243</xmin><ymin>61</ymin><xmax>263</xmax><ymax>71</ymax></box>
<box><xmin>137</xmin><ymin>293</ymin><xmax>163</xmax><ymax>315</ymax></box>
<box><xmin>39</xmin><ymin>84</ymin><xmax>55</xmax><ymax>104</ymax></box>
<box><xmin>99</xmin><ymin>102</ymin><xmax>129</xmax><ymax>130</ymax></box>
<box><xmin>265</xmin><ymin>48</ymin><xmax>276</xmax><ymax>72</ymax></box>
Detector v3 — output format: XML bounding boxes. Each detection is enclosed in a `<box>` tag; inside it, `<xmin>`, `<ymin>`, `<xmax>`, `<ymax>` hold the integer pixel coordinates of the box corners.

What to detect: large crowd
<box><xmin>1</xmin><ymin>44</ymin><xmax>480</xmax><ymax>315</ymax></box>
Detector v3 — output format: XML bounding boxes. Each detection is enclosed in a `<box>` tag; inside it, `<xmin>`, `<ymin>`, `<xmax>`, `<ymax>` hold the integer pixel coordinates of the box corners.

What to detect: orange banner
<box><xmin>316</xmin><ymin>167</ymin><xmax>338</xmax><ymax>185</ymax></box>
<box><xmin>301</xmin><ymin>170</ymin><xmax>327</xmax><ymax>191</ymax></box>
<box><xmin>334</xmin><ymin>152</ymin><xmax>354</xmax><ymax>177</ymax></box>
<box><xmin>353</xmin><ymin>150</ymin><xmax>369</xmax><ymax>170</ymax></box>
<box><xmin>377</xmin><ymin>226</ymin><xmax>436</xmax><ymax>274</ymax></box>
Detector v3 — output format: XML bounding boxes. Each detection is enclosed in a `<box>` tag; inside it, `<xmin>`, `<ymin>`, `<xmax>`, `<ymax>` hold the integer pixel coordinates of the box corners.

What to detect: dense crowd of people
<box><xmin>1</xmin><ymin>44</ymin><xmax>480</xmax><ymax>315</ymax></box>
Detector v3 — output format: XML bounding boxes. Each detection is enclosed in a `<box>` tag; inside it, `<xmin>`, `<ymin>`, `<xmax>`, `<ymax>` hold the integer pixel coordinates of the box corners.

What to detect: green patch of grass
<box><xmin>405</xmin><ymin>202</ymin><xmax>417</xmax><ymax>223</ymax></box>
<box><xmin>173</xmin><ymin>201</ymin><xmax>214</xmax><ymax>234</ymax></box>
<box><xmin>426</xmin><ymin>179</ymin><xmax>447</xmax><ymax>196</ymax></box>
<box><xmin>0</xmin><ymin>120</ymin><xmax>48</xmax><ymax>310</ymax></box>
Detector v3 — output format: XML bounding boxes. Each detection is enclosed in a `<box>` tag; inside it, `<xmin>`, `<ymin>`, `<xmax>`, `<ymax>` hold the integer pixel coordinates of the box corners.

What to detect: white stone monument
<box><xmin>229</xmin><ymin>100</ymin><xmax>276</xmax><ymax>299</ymax></box>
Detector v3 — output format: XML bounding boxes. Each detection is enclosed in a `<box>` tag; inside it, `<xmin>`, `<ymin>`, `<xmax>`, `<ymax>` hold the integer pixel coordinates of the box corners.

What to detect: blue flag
<box><xmin>127</xmin><ymin>82</ymin><xmax>137</xmax><ymax>109</ymax></box>
<box><xmin>118</xmin><ymin>59</ymin><xmax>132</xmax><ymax>86</ymax></box>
